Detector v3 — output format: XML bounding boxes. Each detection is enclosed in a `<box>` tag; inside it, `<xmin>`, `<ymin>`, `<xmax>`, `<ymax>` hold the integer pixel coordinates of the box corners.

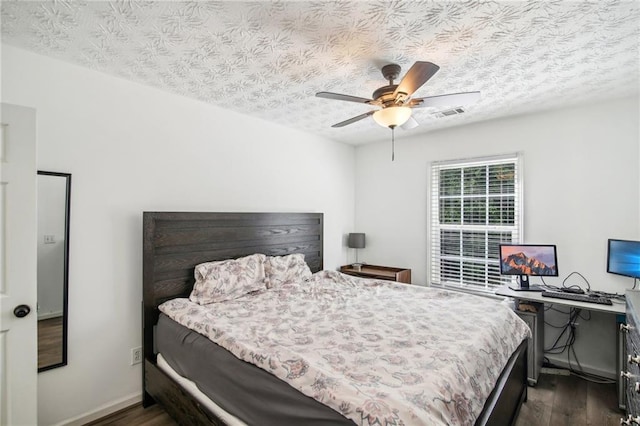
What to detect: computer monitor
<box><xmin>607</xmin><ymin>239</ymin><xmax>640</xmax><ymax>279</ymax></box>
<box><xmin>499</xmin><ymin>244</ymin><xmax>558</xmax><ymax>291</ymax></box>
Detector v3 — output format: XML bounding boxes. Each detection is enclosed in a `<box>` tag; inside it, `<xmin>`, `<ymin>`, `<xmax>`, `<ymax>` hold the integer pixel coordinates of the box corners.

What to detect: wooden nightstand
<box><xmin>339</xmin><ymin>264</ymin><xmax>411</xmax><ymax>284</ymax></box>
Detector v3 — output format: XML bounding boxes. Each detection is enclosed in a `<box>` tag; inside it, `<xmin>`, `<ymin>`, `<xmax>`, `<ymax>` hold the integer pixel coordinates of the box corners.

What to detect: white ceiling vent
<box><xmin>436</xmin><ymin>107</ymin><xmax>466</xmax><ymax>117</ymax></box>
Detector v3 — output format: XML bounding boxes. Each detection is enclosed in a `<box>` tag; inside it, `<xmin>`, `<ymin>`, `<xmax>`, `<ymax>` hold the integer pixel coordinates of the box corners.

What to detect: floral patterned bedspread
<box><xmin>159</xmin><ymin>270</ymin><xmax>530</xmax><ymax>426</ymax></box>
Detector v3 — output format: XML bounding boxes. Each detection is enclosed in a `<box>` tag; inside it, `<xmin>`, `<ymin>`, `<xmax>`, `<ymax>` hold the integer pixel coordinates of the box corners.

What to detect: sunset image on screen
<box><xmin>500</xmin><ymin>245</ymin><xmax>557</xmax><ymax>276</ymax></box>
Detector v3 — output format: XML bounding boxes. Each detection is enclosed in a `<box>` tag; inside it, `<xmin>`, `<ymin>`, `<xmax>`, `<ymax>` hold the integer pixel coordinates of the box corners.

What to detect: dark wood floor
<box><xmin>86</xmin><ymin>404</ymin><xmax>177</xmax><ymax>426</ymax></box>
<box><xmin>86</xmin><ymin>374</ymin><xmax>622</xmax><ymax>425</ymax></box>
<box><xmin>515</xmin><ymin>373</ymin><xmax>621</xmax><ymax>426</ymax></box>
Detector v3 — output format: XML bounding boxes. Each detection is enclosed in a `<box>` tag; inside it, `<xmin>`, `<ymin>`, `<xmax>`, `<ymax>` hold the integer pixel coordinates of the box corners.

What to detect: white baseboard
<box><xmin>54</xmin><ymin>393</ymin><xmax>141</xmax><ymax>426</ymax></box>
<box><xmin>544</xmin><ymin>355</ymin><xmax>616</xmax><ymax>380</ymax></box>
<box><xmin>541</xmin><ymin>367</ymin><xmax>571</xmax><ymax>376</ymax></box>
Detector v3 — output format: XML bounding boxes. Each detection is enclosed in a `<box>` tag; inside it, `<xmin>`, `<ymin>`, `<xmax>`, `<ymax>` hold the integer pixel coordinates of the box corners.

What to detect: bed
<box><xmin>142</xmin><ymin>212</ymin><xmax>530</xmax><ymax>425</ymax></box>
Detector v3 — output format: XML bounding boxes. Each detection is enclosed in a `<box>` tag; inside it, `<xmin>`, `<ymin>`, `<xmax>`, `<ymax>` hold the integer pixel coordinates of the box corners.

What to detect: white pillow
<box><xmin>189</xmin><ymin>253</ymin><xmax>266</xmax><ymax>304</ymax></box>
<box><xmin>265</xmin><ymin>253</ymin><xmax>312</xmax><ymax>288</ymax></box>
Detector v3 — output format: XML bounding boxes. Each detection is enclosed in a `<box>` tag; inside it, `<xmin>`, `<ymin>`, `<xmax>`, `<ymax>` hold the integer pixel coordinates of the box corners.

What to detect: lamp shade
<box><xmin>373</xmin><ymin>106</ymin><xmax>412</xmax><ymax>128</ymax></box>
<box><xmin>348</xmin><ymin>233</ymin><xmax>366</xmax><ymax>249</ymax></box>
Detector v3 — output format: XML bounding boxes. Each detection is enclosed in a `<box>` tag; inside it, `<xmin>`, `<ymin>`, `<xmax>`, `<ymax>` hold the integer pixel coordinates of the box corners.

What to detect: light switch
<box><xmin>44</xmin><ymin>235</ymin><xmax>55</xmax><ymax>244</ymax></box>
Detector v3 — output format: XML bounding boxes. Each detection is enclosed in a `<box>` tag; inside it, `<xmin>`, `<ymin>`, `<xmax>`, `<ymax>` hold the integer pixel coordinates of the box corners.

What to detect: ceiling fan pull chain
<box><xmin>391</xmin><ymin>126</ymin><xmax>395</xmax><ymax>161</ymax></box>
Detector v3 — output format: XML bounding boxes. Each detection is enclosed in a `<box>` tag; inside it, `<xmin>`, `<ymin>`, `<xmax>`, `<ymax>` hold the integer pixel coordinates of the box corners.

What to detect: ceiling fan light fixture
<box><xmin>373</xmin><ymin>106</ymin><xmax>412</xmax><ymax>128</ymax></box>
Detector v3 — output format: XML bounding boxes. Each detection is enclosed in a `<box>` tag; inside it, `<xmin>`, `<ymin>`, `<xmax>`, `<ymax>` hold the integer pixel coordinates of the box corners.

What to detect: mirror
<box><xmin>37</xmin><ymin>171</ymin><xmax>71</xmax><ymax>372</ymax></box>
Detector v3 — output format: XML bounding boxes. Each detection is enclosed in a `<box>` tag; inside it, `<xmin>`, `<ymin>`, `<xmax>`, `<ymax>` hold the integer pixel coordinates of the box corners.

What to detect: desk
<box><xmin>495</xmin><ymin>286</ymin><xmax>625</xmax><ymax>407</ymax></box>
<box><xmin>495</xmin><ymin>286</ymin><xmax>625</xmax><ymax>315</ymax></box>
<box><xmin>339</xmin><ymin>264</ymin><xmax>411</xmax><ymax>284</ymax></box>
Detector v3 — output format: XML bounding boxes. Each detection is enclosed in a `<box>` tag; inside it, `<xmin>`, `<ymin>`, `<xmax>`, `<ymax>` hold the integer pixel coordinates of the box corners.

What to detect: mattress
<box><xmin>156</xmin><ymin>353</ymin><xmax>246</xmax><ymax>426</ymax></box>
<box><xmin>159</xmin><ymin>270</ymin><xmax>531</xmax><ymax>425</ymax></box>
<box><xmin>156</xmin><ymin>313</ymin><xmax>355</xmax><ymax>426</ymax></box>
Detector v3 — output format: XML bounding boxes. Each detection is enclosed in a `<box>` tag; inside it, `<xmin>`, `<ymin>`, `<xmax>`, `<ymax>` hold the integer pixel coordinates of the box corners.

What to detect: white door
<box><xmin>0</xmin><ymin>103</ymin><xmax>38</xmax><ymax>426</ymax></box>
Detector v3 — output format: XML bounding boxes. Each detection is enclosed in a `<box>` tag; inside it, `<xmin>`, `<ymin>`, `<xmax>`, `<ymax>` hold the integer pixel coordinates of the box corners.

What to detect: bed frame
<box><xmin>142</xmin><ymin>211</ymin><xmax>527</xmax><ymax>426</ymax></box>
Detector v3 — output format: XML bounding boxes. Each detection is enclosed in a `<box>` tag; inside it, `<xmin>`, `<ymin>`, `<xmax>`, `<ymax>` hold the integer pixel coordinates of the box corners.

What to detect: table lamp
<box><xmin>348</xmin><ymin>233</ymin><xmax>366</xmax><ymax>269</ymax></box>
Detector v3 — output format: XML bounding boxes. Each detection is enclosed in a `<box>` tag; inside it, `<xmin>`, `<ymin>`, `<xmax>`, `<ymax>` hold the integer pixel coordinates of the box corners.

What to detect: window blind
<box><xmin>429</xmin><ymin>154</ymin><xmax>522</xmax><ymax>292</ymax></box>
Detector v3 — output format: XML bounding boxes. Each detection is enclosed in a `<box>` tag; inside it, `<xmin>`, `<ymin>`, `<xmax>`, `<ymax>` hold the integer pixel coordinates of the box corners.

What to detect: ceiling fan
<box><xmin>316</xmin><ymin>61</ymin><xmax>480</xmax><ymax>159</ymax></box>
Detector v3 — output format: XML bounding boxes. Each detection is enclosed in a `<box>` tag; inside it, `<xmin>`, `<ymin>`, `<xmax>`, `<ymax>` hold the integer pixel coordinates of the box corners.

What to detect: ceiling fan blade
<box><xmin>316</xmin><ymin>91</ymin><xmax>373</xmax><ymax>104</ymax></box>
<box><xmin>393</xmin><ymin>61</ymin><xmax>440</xmax><ymax>101</ymax></box>
<box><xmin>331</xmin><ymin>111</ymin><xmax>375</xmax><ymax>128</ymax></box>
<box><xmin>410</xmin><ymin>91</ymin><xmax>481</xmax><ymax>108</ymax></box>
<box><xmin>401</xmin><ymin>116</ymin><xmax>419</xmax><ymax>130</ymax></box>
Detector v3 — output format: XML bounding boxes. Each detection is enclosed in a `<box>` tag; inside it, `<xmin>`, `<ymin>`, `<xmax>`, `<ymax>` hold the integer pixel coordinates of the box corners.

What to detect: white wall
<box><xmin>354</xmin><ymin>96</ymin><xmax>640</xmax><ymax>376</ymax></box>
<box><xmin>2</xmin><ymin>45</ymin><xmax>355</xmax><ymax>425</ymax></box>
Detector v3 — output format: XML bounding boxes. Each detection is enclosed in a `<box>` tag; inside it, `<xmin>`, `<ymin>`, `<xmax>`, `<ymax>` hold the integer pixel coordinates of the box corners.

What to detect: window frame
<box><xmin>428</xmin><ymin>153</ymin><xmax>523</xmax><ymax>294</ymax></box>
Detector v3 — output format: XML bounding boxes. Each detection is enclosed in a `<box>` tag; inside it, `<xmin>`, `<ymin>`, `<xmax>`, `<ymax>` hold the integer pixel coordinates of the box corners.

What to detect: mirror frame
<box><xmin>37</xmin><ymin>170</ymin><xmax>71</xmax><ymax>372</ymax></box>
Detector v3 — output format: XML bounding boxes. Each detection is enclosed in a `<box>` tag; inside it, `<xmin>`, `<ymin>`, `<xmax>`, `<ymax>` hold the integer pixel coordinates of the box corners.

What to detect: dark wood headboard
<box><xmin>142</xmin><ymin>212</ymin><xmax>323</xmax><ymax>364</ymax></box>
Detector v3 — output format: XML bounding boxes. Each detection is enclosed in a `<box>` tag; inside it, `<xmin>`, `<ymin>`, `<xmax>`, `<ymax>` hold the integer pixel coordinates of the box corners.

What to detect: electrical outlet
<box><xmin>131</xmin><ymin>347</ymin><xmax>142</xmax><ymax>365</ymax></box>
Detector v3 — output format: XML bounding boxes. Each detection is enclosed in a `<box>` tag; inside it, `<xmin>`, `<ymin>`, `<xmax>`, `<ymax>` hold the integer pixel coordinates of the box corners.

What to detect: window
<box><xmin>429</xmin><ymin>154</ymin><xmax>522</xmax><ymax>293</ymax></box>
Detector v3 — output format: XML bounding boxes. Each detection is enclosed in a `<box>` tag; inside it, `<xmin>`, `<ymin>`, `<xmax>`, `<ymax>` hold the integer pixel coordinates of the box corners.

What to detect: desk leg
<box><xmin>515</xmin><ymin>301</ymin><xmax>544</xmax><ymax>386</ymax></box>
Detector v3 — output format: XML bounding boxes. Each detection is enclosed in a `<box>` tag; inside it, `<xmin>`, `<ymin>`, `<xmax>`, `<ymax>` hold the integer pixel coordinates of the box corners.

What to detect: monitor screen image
<box><xmin>499</xmin><ymin>244</ymin><xmax>558</xmax><ymax>277</ymax></box>
<box><xmin>607</xmin><ymin>239</ymin><xmax>640</xmax><ymax>279</ymax></box>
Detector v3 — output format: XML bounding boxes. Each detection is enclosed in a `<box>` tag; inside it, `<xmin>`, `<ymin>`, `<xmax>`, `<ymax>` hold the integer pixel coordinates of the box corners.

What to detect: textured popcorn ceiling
<box><xmin>2</xmin><ymin>1</ymin><xmax>639</xmax><ymax>145</ymax></box>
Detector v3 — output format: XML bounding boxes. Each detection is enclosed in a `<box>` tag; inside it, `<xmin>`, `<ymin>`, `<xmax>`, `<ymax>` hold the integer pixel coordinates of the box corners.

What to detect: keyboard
<box><xmin>541</xmin><ymin>291</ymin><xmax>613</xmax><ymax>305</ymax></box>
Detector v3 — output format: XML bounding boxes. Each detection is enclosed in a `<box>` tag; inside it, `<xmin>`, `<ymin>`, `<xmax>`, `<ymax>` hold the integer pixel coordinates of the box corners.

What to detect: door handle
<box><xmin>13</xmin><ymin>304</ymin><xmax>31</xmax><ymax>318</ymax></box>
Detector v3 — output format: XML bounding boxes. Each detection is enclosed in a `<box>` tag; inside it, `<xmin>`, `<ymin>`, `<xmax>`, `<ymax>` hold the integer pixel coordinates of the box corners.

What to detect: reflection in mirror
<box><xmin>37</xmin><ymin>171</ymin><xmax>71</xmax><ymax>372</ymax></box>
